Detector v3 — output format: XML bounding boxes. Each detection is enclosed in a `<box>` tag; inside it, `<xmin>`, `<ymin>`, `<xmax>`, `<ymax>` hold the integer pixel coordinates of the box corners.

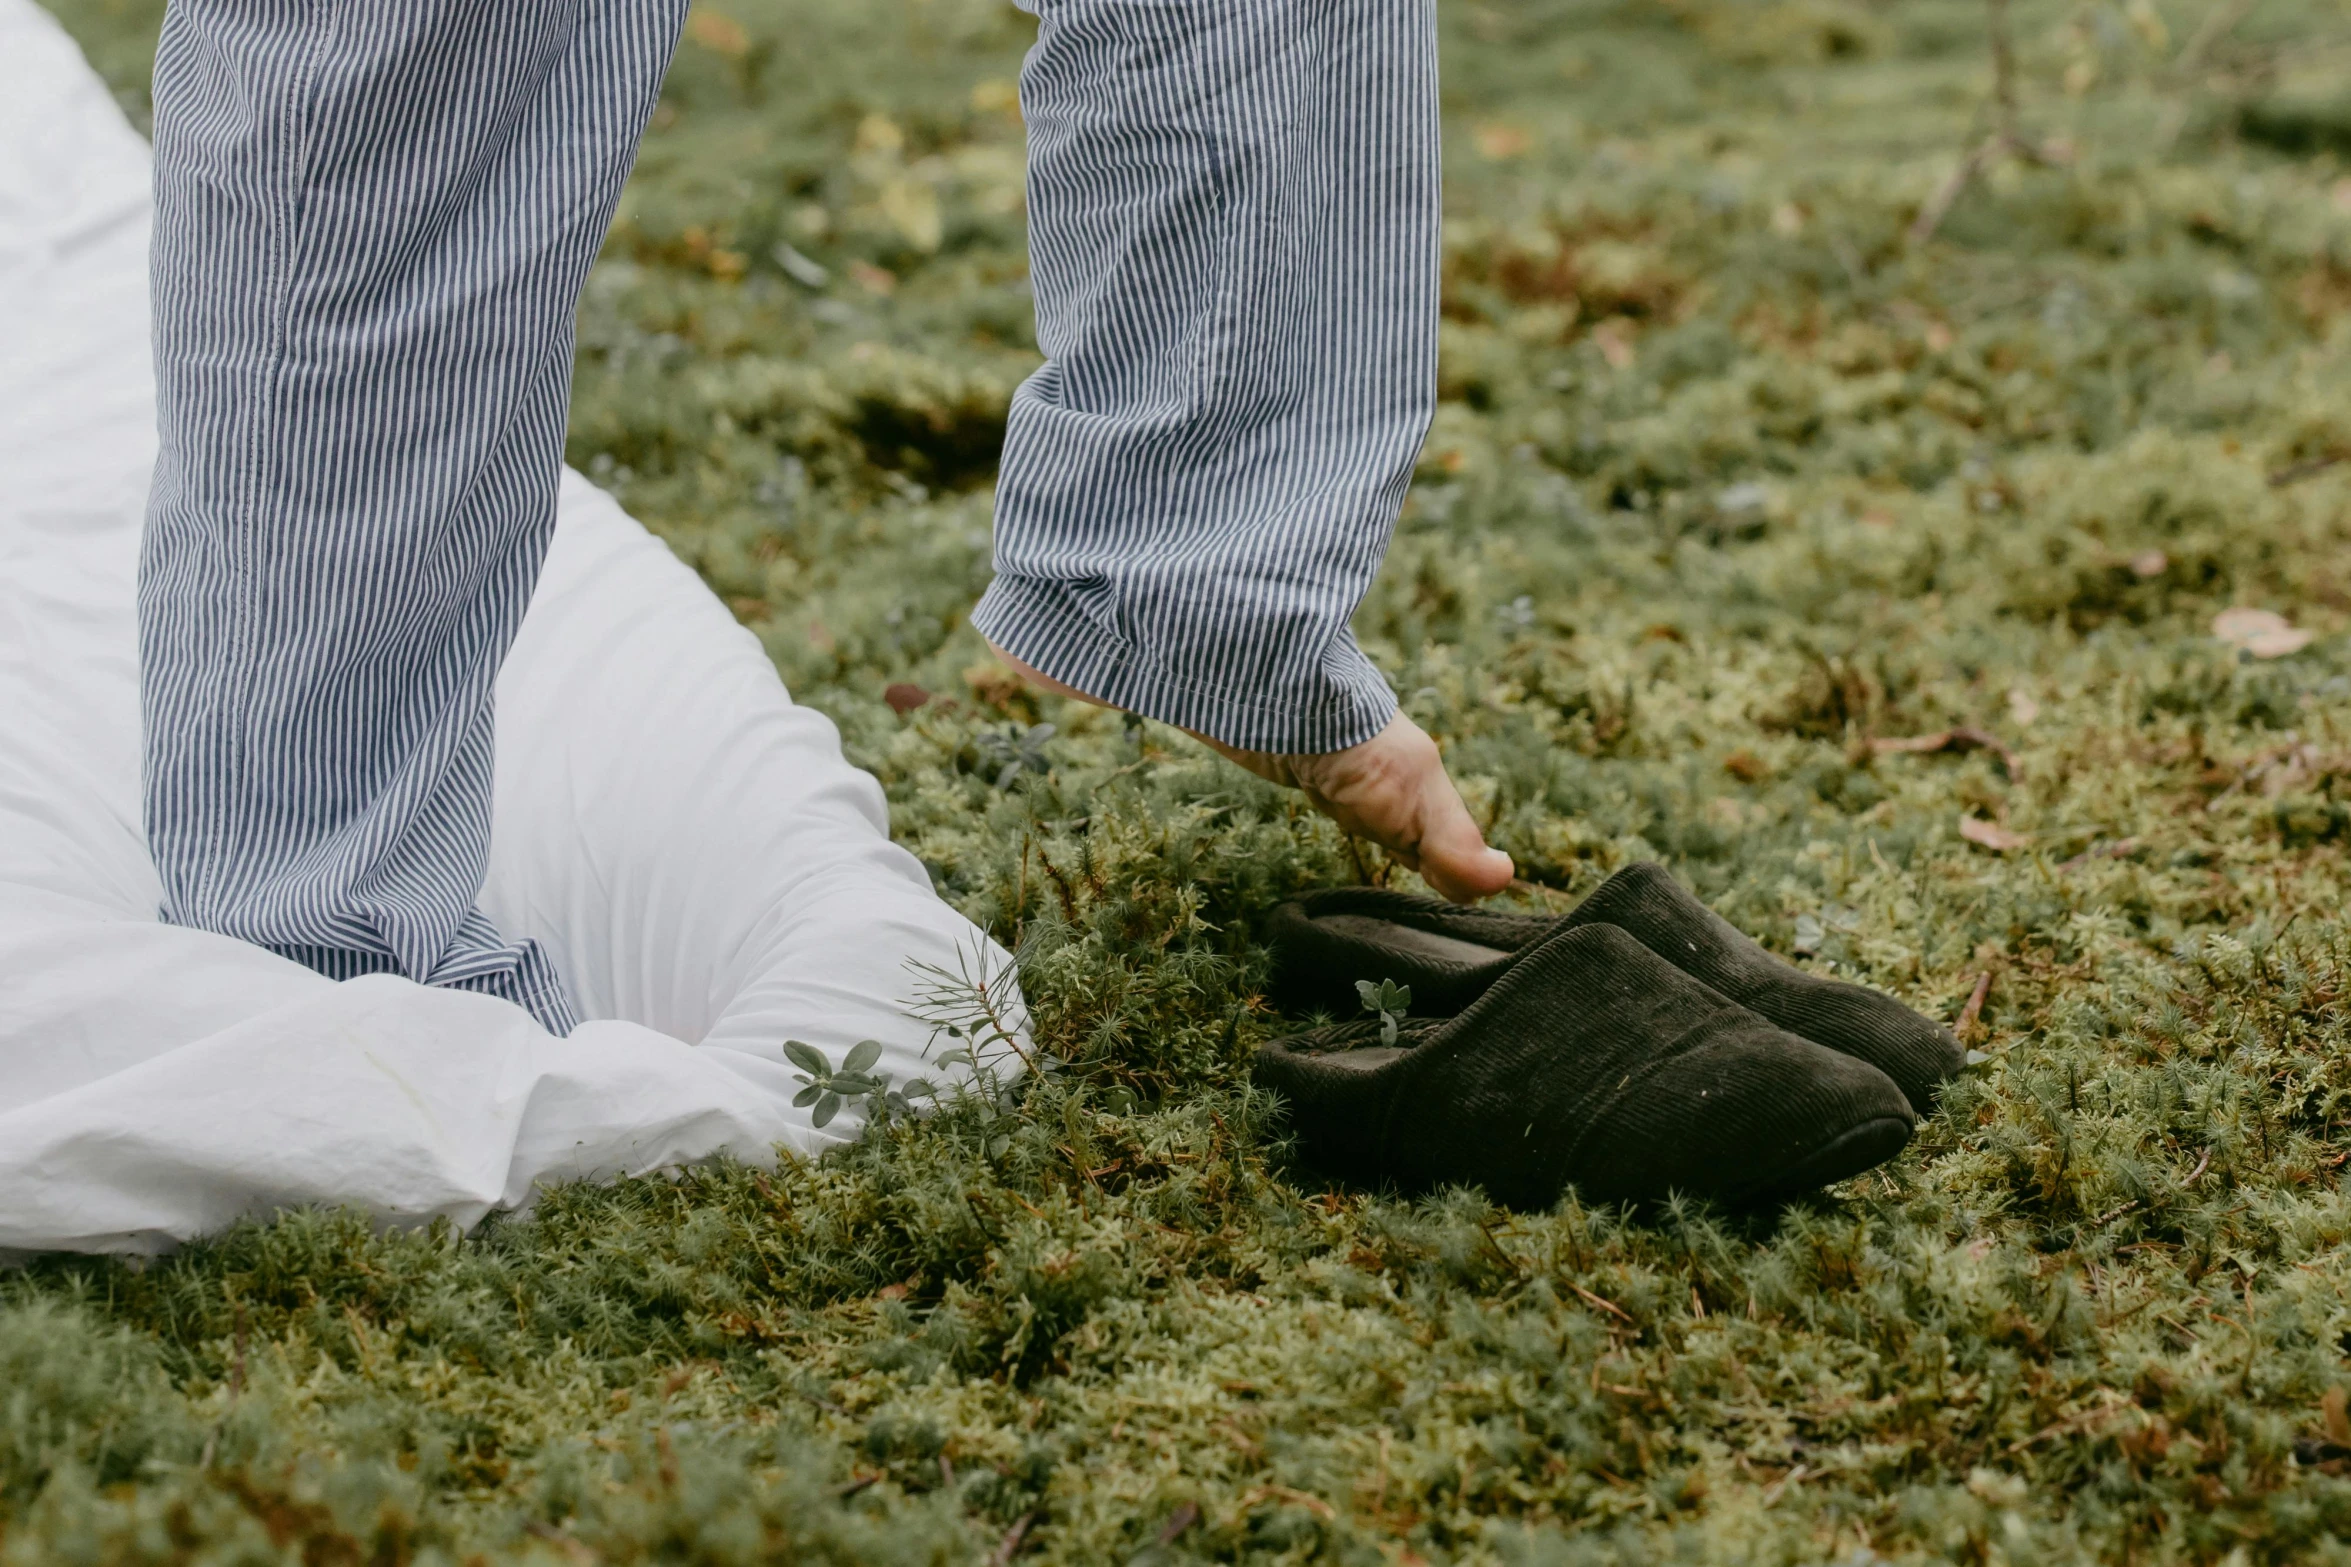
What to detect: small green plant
<box><xmin>1355</xmin><ymin>977</ymin><xmax>1412</xmax><ymax>1045</ymax></box>
<box><xmin>780</xmin><ymin>1039</ymin><xmax>932</xmax><ymax>1128</ymax></box>
<box><xmin>972</xmin><ymin>722</ymin><xmax>1055</xmax><ymax>789</ymax></box>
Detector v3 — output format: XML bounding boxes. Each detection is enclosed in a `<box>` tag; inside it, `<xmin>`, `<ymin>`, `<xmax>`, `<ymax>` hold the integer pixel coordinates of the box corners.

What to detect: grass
<box><xmin>15</xmin><ymin>0</ymin><xmax>2351</xmax><ymax>1560</ymax></box>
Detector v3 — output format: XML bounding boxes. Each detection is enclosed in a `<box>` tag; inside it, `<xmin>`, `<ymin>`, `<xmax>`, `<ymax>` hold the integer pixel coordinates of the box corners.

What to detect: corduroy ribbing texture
<box><xmin>1270</xmin><ymin>864</ymin><xmax>1967</xmax><ymax>1114</ymax></box>
<box><xmin>1256</xmin><ymin>923</ymin><xmax>1915</xmax><ymax>1210</ymax></box>
<box><xmin>1560</xmin><ymin>864</ymin><xmax>1967</xmax><ymax>1115</ymax></box>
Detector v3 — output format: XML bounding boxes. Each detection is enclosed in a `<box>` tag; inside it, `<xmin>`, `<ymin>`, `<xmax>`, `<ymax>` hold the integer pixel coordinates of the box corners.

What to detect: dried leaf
<box><xmin>2212</xmin><ymin>607</ymin><xmax>2313</xmax><ymax>659</ymax></box>
<box><xmin>772</xmin><ymin>242</ymin><xmax>829</xmax><ymax>288</ymax></box>
<box><xmin>2244</xmin><ymin>627</ymin><xmax>2312</xmax><ymax>658</ymax></box>
<box><xmin>1960</xmin><ymin>815</ymin><xmax>2029</xmax><ymax>852</ymax></box>
<box><xmin>1474</xmin><ymin>123</ymin><xmax>1533</xmax><ymax>159</ymax></box>
<box><xmin>1717</xmin><ymin>482</ymin><xmax>1771</xmax><ymax>516</ymax></box>
<box><xmin>1870</xmin><ymin>730</ymin><xmax>1955</xmax><ymax>755</ymax></box>
<box><xmin>962</xmin><ymin>660</ymin><xmax>1027</xmax><ymax>713</ymax></box>
<box><xmin>1591</xmin><ymin>319</ymin><xmax>1636</xmax><ymax>369</ymax></box>
<box><xmin>846</xmin><ymin>260</ymin><xmax>898</xmax><ymax>297</ymax></box>
<box><xmin>879</xmin><ymin>178</ymin><xmax>942</xmax><ymax>253</ymax></box>
<box><xmin>853</xmin><ymin>114</ymin><xmax>905</xmax><ymax>157</ymax></box>
<box><xmin>685</xmin><ymin>7</ymin><xmax>750</xmax><ymax>57</ymax></box>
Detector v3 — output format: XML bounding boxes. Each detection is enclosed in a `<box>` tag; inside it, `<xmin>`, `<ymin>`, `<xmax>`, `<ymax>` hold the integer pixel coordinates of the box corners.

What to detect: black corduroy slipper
<box><xmin>1253</xmin><ymin>921</ymin><xmax>1915</xmax><ymax>1211</ymax></box>
<box><xmin>1267</xmin><ymin>862</ymin><xmax>1965</xmax><ymax>1115</ymax></box>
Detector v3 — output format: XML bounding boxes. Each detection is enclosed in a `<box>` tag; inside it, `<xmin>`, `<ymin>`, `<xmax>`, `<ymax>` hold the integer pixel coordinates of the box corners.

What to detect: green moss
<box><xmin>19</xmin><ymin>0</ymin><xmax>2351</xmax><ymax>1560</ymax></box>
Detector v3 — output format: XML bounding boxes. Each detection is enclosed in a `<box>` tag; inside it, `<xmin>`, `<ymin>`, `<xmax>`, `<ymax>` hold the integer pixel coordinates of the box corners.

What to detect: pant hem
<box><xmin>970</xmin><ymin>576</ymin><xmax>1396</xmax><ymax>754</ymax></box>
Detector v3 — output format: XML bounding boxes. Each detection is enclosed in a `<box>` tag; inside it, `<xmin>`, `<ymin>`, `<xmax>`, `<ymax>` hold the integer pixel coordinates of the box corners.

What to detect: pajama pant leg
<box><xmin>140</xmin><ymin>0</ymin><xmax>688</xmax><ymax>1033</ymax></box>
<box><xmin>973</xmin><ymin>0</ymin><xmax>1440</xmax><ymax>755</ymax></box>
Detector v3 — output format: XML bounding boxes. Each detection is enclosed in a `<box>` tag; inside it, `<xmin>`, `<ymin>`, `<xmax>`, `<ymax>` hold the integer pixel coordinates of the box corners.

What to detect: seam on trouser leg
<box><xmin>195</xmin><ymin>0</ymin><xmax>337</xmax><ymax>921</ymax></box>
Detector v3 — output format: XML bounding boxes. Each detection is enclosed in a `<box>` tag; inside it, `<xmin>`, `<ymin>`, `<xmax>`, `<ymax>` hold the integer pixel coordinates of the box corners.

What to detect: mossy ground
<box><xmin>18</xmin><ymin>1</ymin><xmax>2351</xmax><ymax>1561</ymax></box>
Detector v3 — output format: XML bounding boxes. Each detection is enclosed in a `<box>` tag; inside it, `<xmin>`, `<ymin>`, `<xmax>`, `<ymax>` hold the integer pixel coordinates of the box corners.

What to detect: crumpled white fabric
<box><xmin>0</xmin><ymin>0</ymin><xmax>1021</xmax><ymax>1256</ymax></box>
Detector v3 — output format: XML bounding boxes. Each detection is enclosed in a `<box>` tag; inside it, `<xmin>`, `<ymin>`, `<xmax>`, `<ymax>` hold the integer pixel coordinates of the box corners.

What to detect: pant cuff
<box><xmin>970</xmin><ymin>575</ymin><xmax>1396</xmax><ymax>755</ymax></box>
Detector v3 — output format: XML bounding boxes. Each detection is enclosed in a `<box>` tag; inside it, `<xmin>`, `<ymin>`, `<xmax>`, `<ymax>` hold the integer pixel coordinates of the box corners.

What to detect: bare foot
<box><xmin>989</xmin><ymin>646</ymin><xmax>1516</xmax><ymax>903</ymax></box>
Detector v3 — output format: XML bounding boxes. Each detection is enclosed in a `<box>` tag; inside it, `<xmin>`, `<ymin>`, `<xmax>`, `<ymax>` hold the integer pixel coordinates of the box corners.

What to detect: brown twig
<box><xmin>1866</xmin><ymin>724</ymin><xmax>2021</xmax><ymax>779</ymax></box>
<box><xmin>1909</xmin><ymin>0</ymin><xmax>2073</xmax><ymax>245</ymax></box>
<box><xmin>2090</xmin><ymin>1199</ymin><xmax>2144</xmax><ymax>1230</ymax></box>
<box><xmin>2269</xmin><ymin>453</ymin><xmax>2349</xmax><ymax>489</ymax></box>
<box><xmin>2058</xmin><ymin>836</ymin><xmax>2141</xmax><ymax>873</ymax></box>
<box><xmin>2175</xmin><ymin>0</ymin><xmax>2258</xmax><ymax>76</ymax></box>
<box><xmin>988</xmin><ymin>1512</ymin><xmax>1036</xmax><ymax>1566</ymax></box>
<box><xmin>1508</xmin><ymin>875</ymin><xmax>1572</xmax><ymax>911</ymax></box>
<box><xmin>1909</xmin><ymin>137</ymin><xmax>2006</xmax><ymax>245</ymax></box>
<box><xmin>1955</xmin><ymin>971</ymin><xmax>1993</xmax><ymax>1042</ymax></box>
<box><xmin>1238</xmin><ymin>1486</ymin><xmax>1336</xmax><ymax>1521</ymax></box>
<box><xmin>229</xmin><ymin>1306</ymin><xmax>249</xmax><ymax>1401</ymax></box>
<box><xmin>1152</xmin><ymin>1502</ymin><xmax>1200</xmax><ymax>1547</ymax></box>
<box><xmin>1986</xmin><ymin>0</ymin><xmax>2021</xmax><ymax>129</ymax></box>
<box><xmin>522</xmin><ymin>1520</ymin><xmax>599</xmax><ymax>1565</ymax></box>
<box><xmin>1761</xmin><ymin>1464</ymin><xmax>1812</xmax><ymax>1506</ymax></box>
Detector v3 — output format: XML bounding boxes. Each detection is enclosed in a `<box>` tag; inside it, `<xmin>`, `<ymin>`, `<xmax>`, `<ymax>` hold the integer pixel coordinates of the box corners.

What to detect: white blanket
<box><xmin>0</xmin><ymin>0</ymin><xmax>1019</xmax><ymax>1255</ymax></box>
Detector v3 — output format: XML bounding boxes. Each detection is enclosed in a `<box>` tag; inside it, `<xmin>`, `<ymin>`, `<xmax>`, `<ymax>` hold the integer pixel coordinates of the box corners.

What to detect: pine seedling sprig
<box><xmin>902</xmin><ymin>937</ymin><xmax>1053</xmax><ymax>1163</ymax></box>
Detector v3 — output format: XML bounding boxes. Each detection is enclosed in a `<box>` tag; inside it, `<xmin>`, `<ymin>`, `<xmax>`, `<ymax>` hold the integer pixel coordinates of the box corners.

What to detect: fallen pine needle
<box><xmin>1573</xmin><ymin>1284</ymin><xmax>1634</xmax><ymax>1323</ymax></box>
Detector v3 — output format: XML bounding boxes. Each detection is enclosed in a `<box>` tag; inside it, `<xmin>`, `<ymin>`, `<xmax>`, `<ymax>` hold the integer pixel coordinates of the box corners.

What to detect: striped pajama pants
<box><xmin>142</xmin><ymin>0</ymin><xmax>1438</xmax><ymax>1033</ymax></box>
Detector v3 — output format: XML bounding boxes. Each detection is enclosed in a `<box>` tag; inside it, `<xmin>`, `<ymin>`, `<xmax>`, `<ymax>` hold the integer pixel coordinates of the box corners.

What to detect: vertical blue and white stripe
<box><xmin>141</xmin><ymin>0</ymin><xmax>688</xmax><ymax>1034</ymax></box>
<box><xmin>140</xmin><ymin>0</ymin><xmax>1436</xmax><ymax>1024</ymax></box>
<box><xmin>975</xmin><ymin>0</ymin><xmax>1441</xmax><ymax>755</ymax></box>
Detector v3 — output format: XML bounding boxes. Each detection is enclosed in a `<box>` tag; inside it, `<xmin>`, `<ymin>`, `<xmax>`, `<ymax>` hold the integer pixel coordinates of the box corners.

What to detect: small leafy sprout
<box><xmin>1356</xmin><ymin>978</ymin><xmax>1413</xmax><ymax>1046</ymax></box>
<box><xmin>973</xmin><ymin>722</ymin><xmax>1056</xmax><ymax>789</ymax></box>
<box><xmin>781</xmin><ymin>1039</ymin><xmax>933</xmax><ymax>1129</ymax></box>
